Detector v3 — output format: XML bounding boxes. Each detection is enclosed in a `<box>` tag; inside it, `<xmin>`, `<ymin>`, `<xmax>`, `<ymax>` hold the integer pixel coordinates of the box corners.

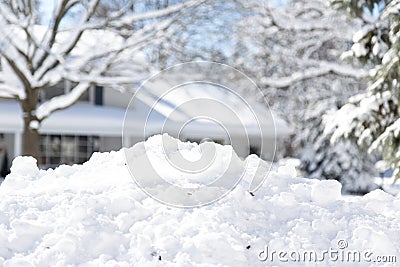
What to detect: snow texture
<box><xmin>0</xmin><ymin>135</ymin><xmax>399</xmax><ymax>266</ymax></box>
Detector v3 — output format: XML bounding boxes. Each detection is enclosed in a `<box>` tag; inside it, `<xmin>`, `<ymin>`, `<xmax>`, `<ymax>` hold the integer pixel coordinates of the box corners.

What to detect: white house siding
<box><xmin>103</xmin><ymin>88</ymin><xmax>133</xmax><ymax>109</ymax></box>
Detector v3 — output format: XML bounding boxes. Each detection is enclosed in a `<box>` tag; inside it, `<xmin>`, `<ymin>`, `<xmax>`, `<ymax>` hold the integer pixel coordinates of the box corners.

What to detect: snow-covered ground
<box><xmin>374</xmin><ymin>176</ymin><xmax>400</xmax><ymax>196</ymax></box>
<box><xmin>0</xmin><ymin>135</ymin><xmax>399</xmax><ymax>266</ymax></box>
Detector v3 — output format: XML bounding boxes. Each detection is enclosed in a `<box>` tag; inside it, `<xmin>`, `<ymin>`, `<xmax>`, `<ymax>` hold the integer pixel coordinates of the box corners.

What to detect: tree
<box><xmin>0</xmin><ymin>0</ymin><xmax>203</xmax><ymax>160</ymax></box>
<box><xmin>301</xmin><ymin>99</ymin><xmax>377</xmax><ymax>193</ymax></box>
<box><xmin>233</xmin><ymin>0</ymin><xmax>367</xmax><ymax>118</ymax></box>
<box><xmin>327</xmin><ymin>0</ymin><xmax>400</xmax><ymax>180</ymax></box>
<box><xmin>137</xmin><ymin>0</ymin><xmax>245</xmax><ymax>68</ymax></box>
<box><xmin>231</xmin><ymin>0</ymin><xmax>377</xmax><ymax>191</ymax></box>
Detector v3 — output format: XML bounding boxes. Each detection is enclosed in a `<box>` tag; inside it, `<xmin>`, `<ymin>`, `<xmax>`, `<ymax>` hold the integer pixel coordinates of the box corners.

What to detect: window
<box><xmin>38</xmin><ymin>81</ymin><xmax>97</xmax><ymax>103</ymax></box>
<box><xmin>40</xmin><ymin>134</ymin><xmax>100</xmax><ymax>169</ymax></box>
<box><xmin>94</xmin><ymin>85</ymin><xmax>103</xmax><ymax>106</ymax></box>
<box><xmin>39</xmin><ymin>82</ymin><xmax>65</xmax><ymax>102</ymax></box>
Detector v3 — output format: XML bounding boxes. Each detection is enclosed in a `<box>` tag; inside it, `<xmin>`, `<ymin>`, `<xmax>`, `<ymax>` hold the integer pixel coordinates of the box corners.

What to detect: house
<box><xmin>0</xmin><ymin>76</ymin><xmax>292</xmax><ymax>173</ymax></box>
<box><xmin>0</xmin><ymin>25</ymin><xmax>292</xmax><ymax>174</ymax></box>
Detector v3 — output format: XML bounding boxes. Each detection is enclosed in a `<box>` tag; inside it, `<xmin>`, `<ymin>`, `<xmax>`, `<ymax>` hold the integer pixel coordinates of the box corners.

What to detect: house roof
<box><xmin>0</xmin><ymin>100</ymin><xmax>166</xmax><ymax>136</ymax></box>
<box><xmin>130</xmin><ymin>79</ymin><xmax>293</xmax><ymax>139</ymax></box>
<box><xmin>0</xmin><ymin>92</ymin><xmax>292</xmax><ymax>139</ymax></box>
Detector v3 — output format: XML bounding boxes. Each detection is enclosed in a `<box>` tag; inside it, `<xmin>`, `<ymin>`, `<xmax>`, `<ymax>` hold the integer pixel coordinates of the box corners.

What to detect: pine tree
<box><xmin>328</xmin><ymin>0</ymin><xmax>400</xmax><ymax>180</ymax></box>
<box><xmin>301</xmin><ymin>99</ymin><xmax>377</xmax><ymax>194</ymax></box>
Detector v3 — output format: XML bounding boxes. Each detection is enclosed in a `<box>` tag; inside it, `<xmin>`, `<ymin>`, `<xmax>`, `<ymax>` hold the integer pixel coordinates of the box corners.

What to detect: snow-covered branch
<box><xmin>263</xmin><ymin>0</ymin><xmax>354</xmax><ymax>34</ymax></box>
<box><xmin>0</xmin><ymin>0</ymin><xmax>200</xmax><ymax>98</ymax></box>
<box><xmin>34</xmin><ymin>0</ymin><xmax>101</xmax><ymax>80</ymax></box>
<box><xmin>261</xmin><ymin>61</ymin><xmax>367</xmax><ymax>88</ymax></box>
<box><xmin>35</xmin><ymin>81</ymin><xmax>90</xmax><ymax>120</ymax></box>
<box><xmin>110</xmin><ymin>0</ymin><xmax>205</xmax><ymax>27</ymax></box>
<box><xmin>0</xmin><ymin>84</ymin><xmax>24</xmax><ymax>99</ymax></box>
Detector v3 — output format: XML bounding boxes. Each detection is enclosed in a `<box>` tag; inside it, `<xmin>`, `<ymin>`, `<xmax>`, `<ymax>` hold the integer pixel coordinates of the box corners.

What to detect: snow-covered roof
<box><xmin>130</xmin><ymin>80</ymin><xmax>293</xmax><ymax>138</ymax></box>
<box><xmin>0</xmin><ymin>101</ymin><xmax>164</xmax><ymax>136</ymax></box>
<box><xmin>0</xmin><ymin>92</ymin><xmax>291</xmax><ymax>139</ymax></box>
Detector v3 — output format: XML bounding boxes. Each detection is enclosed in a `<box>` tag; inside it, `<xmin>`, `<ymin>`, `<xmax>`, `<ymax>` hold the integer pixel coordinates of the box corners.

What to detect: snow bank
<box><xmin>0</xmin><ymin>135</ymin><xmax>400</xmax><ymax>266</ymax></box>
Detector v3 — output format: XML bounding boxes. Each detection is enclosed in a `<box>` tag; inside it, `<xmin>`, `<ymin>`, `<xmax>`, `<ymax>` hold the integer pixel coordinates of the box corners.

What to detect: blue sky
<box><xmin>39</xmin><ymin>0</ymin><xmax>54</xmax><ymax>25</ymax></box>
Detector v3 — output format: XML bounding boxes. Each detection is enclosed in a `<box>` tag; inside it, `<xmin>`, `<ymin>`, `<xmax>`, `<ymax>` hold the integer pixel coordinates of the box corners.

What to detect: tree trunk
<box><xmin>22</xmin><ymin>114</ymin><xmax>40</xmax><ymax>162</ymax></box>
<box><xmin>21</xmin><ymin>90</ymin><xmax>41</xmax><ymax>164</ymax></box>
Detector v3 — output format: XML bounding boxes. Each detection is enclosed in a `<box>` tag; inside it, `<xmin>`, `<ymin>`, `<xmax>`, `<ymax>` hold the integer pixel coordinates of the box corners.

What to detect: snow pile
<box><xmin>124</xmin><ymin>134</ymin><xmax>262</xmax><ymax>207</ymax></box>
<box><xmin>0</xmin><ymin>135</ymin><xmax>400</xmax><ymax>266</ymax></box>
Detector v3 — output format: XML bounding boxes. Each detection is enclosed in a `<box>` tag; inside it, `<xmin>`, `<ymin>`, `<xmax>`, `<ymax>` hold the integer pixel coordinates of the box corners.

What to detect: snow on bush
<box><xmin>0</xmin><ymin>135</ymin><xmax>399</xmax><ymax>266</ymax></box>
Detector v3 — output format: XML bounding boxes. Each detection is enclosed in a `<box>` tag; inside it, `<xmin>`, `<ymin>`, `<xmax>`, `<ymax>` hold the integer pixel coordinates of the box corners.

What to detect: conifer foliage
<box><xmin>328</xmin><ymin>0</ymin><xmax>400</xmax><ymax>180</ymax></box>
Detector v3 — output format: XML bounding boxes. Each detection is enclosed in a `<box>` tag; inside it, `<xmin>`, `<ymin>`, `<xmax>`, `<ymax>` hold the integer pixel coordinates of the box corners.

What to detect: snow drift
<box><xmin>0</xmin><ymin>135</ymin><xmax>399</xmax><ymax>266</ymax></box>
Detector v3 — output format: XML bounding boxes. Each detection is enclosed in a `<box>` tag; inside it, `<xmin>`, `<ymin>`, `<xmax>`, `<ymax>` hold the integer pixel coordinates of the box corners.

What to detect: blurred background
<box><xmin>0</xmin><ymin>0</ymin><xmax>399</xmax><ymax>195</ymax></box>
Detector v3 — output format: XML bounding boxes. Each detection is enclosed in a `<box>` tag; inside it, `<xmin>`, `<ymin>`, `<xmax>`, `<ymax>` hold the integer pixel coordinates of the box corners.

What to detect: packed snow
<box><xmin>0</xmin><ymin>134</ymin><xmax>399</xmax><ymax>266</ymax></box>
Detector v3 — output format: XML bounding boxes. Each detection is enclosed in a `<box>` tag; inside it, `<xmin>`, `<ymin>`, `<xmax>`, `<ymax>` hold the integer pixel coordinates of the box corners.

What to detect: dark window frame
<box><xmin>39</xmin><ymin>134</ymin><xmax>100</xmax><ymax>169</ymax></box>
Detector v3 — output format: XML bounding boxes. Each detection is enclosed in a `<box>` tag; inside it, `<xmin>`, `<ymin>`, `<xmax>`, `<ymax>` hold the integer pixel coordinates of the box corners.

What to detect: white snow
<box><xmin>352</xmin><ymin>42</ymin><xmax>369</xmax><ymax>57</ymax></box>
<box><xmin>353</xmin><ymin>25</ymin><xmax>375</xmax><ymax>43</ymax></box>
<box><xmin>310</xmin><ymin>179</ymin><xmax>342</xmax><ymax>206</ymax></box>
<box><xmin>0</xmin><ymin>134</ymin><xmax>399</xmax><ymax>266</ymax></box>
<box><xmin>29</xmin><ymin>120</ymin><xmax>40</xmax><ymax>130</ymax></box>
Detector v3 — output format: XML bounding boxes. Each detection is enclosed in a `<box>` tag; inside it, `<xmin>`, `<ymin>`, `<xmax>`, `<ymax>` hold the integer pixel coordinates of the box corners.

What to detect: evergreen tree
<box><xmin>328</xmin><ymin>0</ymin><xmax>400</xmax><ymax>180</ymax></box>
<box><xmin>301</xmin><ymin>99</ymin><xmax>377</xmax><ymax>194</ymax></box>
